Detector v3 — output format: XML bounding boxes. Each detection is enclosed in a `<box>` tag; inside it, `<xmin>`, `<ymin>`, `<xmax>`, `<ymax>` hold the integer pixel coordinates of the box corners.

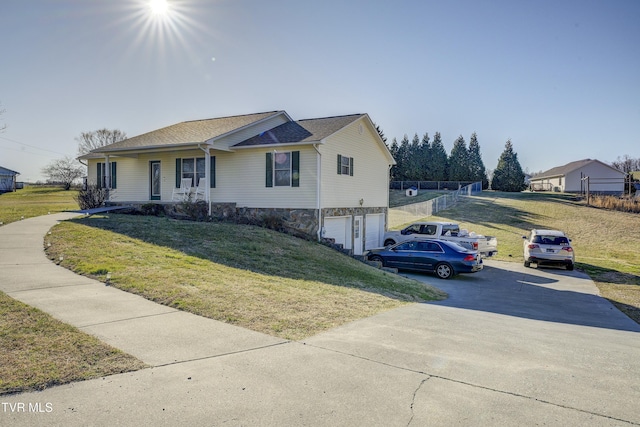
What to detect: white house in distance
<box><xmin>529</xmin><ymin>159</ymin><xmax>625</xmax><ymax>194</ymax></box>
<box><xmin>79</xmin><ymin>110</ymin><xmax>395</xmax><ymax>255</ymax></box>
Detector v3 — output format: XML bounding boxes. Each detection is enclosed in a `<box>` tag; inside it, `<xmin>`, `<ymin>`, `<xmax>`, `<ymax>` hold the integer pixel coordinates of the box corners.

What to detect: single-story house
<box><xmin>529</xmin><ymin>159</ymin><xmax>625</xmax><ymax>194</ymax></box>
<box><xmin>0</xmin><ymin>166</ymin><xmax>20</xmax><ymax>193</ymax></box>
<box><xmin>79</xmin><ymin>110</ymin><xmax>396</xmax><ymax>254</ymax></box>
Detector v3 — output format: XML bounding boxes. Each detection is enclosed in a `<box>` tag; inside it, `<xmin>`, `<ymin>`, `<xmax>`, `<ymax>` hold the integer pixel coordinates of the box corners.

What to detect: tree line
<box><xmin>384</xmin><ymin>131</ymin><xmax>526</xmax><ymax>192</ymax></box>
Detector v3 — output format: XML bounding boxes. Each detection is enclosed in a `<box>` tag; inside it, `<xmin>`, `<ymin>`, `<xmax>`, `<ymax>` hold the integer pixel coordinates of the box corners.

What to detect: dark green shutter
<box><xmin>175</xmin><ymin>158</ymin><xmax>181</xmax><ymax>188</ymax></box>
<box><xmin>349</xmin><ymin>157</ymin><xmax>354</xmax><ymax>176</ymax></box>
<box><xmin>266</xmin><ymin>153</ymin><xmax>273</xmax><ymax>187</ymax></box>
<box><xmin>210</xmin><ymin>156</ymin><xmax>216</xmax><ymax>188</ymax></box>
<box><xmin>97</xmin><ymin>163</ymin><xmax>103</xmax><ymax>188</ymax></box>
<box><xmin>111</xmin><ymin>162</ymin><xmax>117</xmax><ymax>189</ymax></box>
<box><xmin>337</xmin><ymin>154</ymin><xmax>342</xmax><ymax>175</ymax></box>
<box><xmin>291</xmin><ymin>151</ymin><xmax>300</xmax><ymax>187</ymax></box>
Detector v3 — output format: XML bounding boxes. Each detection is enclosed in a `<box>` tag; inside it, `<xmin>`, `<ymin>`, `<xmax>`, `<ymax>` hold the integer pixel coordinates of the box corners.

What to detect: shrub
<box><xmin>74</xmin><ymin>184</ymin><xmax>106</xmax><ymax>210</ymax></box>
<box><xmin>179</xmin><ymin>200</ymin><xmax>209</xmax><ymax>221</ymax></box>
<box><xmin>260</xmin><ymin>214</ymin><xmax>284</xmax><ymax>231</ymax></box>
<box><xmin>140</xmin><ymin>203</ymin><xmax>165</xmax><ymax>216</ymax></box>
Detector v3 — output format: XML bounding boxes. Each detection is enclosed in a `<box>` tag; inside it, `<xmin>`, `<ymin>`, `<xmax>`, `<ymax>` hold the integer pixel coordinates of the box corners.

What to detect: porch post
<box><xmin>104</xmin><ymin>155</ymin><xmax>110</xmax><ymax>202</ymax></box>
<box><xmin>204</xmin><ymin>148</ymin><xmax>211</xmax><ymax>216</ymax></box>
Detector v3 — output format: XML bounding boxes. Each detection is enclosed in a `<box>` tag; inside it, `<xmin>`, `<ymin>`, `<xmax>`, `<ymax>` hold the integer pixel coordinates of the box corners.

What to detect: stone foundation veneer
<box><xmin>117</xmin><ymin>202</ymin><xmax>387</xmax><ymax>243</ymax></box>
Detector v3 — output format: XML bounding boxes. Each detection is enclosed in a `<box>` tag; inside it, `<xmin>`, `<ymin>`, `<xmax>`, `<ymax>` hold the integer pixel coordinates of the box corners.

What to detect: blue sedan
<box><xmin>365</xmin><ymin>239</ymin><xmax>483</xmax><ymax>279</ymax></box>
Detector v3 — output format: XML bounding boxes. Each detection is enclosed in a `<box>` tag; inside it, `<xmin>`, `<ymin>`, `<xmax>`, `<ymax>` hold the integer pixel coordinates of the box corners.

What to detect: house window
<box><xmin>97</xmin><ymin>162</ymin><xmax>117</xmax><ymax>189</ymax></box>
<box><xmin>337</xmin><ymin>154</ymin><xmax>354</xmax><ymax>176</ymax></box>
<box><xmin>274</xmin><ymin>152</ymin><xmax>291</xmax><ymax>186</ymax></box>
<box><xmin>175</xmin><ymin>157</ymin><xmax>216</xmax><ymax>189</ymax></box>
<box><xmin>180</xmin><ymin>157</ymin><xmax>205</xmax><ymax>187</ymax></box>
<box><xmin>266</xmin><ymin>151</ymin><xmax>300</xmax><ymax>187</ymax></box>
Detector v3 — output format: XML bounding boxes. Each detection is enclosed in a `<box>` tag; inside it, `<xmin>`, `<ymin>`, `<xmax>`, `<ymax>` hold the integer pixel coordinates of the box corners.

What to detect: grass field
<box><xmin>392</xmin><ymin>191</ymin><xmax>640</xmax><ymax>322</ymax></box>
<box><xmin>0</xmin><ymin>186</ymin><xmax>78</xmax><ymax>224</ymax></box>
<box><xmin>0</xmin><ymin>292</ymin><xmax>146</xmax><ymax>395</ymax></box>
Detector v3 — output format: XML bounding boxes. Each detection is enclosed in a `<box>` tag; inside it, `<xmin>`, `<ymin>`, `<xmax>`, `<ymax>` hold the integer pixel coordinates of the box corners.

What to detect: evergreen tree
<box><xmin>418</xmin><ymin>132</ymin><xmax>431</xmax><ymax>180</ymax></box>
<box><xmin>405</xmin><ymin>133</ymin><xmax>421</xmax><ymax>180</ymax></box>
<box><xmin>374</xmin><ymin>123</ymin><xmax>387</xmax><ymax>144</ymax></box>
<box><xmin>448</xmin><ymin>135</ymin><xmax>470</xmax><ymax>181</ymax></box>
<box><xmin>430</xmin><ymin>132</ymin><xmax>448</xmax><ymax>180</ymax></box>
<box><xmin>491</xmin><ymin>139</ymin><xmax>527</xmax><ymax>192</ymax></box>
<box><xmin>396</xmin><ymin>135</ymin><xmax>411</xmax><ymax>181</ymax></box>
<box><xmin>468</xmin><ymin>132</ymin><xmax>488</xmax><ymax>188</ymax></box>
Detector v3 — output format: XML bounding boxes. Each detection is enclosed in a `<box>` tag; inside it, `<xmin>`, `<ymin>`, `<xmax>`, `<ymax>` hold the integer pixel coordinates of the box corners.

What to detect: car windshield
<box><xmin>533</xmin><ymin>235</ymin><xmax>569</xmax><ymax>245</ymax></box>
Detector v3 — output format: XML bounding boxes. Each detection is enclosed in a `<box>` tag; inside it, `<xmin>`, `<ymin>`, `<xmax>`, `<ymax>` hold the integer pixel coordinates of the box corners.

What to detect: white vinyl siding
<box><xmin>213</xmin><ymin>146</ymin><xmax>317</xmax><ymax>208</ymax></box>
<box><xmin>320</xmin><ymin>118</ymin><xmax>390</xmax><ymax>208</ymax></box>
<box><xmin>564</xmin><ymin>162</ymin><xmax>625</xmax><ymax>193</ymax></box>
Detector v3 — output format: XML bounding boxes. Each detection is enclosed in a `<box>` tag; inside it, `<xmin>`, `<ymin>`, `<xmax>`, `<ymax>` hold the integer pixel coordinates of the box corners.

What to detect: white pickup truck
<box><xmin>383</xmin><ymin>221</ymin><xmax>498</xmax><ymax>257</ymax></box>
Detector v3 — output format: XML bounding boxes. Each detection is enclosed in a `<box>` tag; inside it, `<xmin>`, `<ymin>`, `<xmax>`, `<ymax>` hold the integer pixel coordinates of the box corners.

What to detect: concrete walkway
<box><xmin>1</xmin><ymin>213</ymin><xmax>640</xmax><ymax>426</ymax></box>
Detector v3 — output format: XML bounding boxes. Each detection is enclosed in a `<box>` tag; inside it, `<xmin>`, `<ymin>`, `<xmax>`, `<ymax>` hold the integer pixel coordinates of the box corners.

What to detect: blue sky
<box><xmin>1</xmin><ymin>0</ymin><xmax>638</xmax><ymax>181</ymax></box>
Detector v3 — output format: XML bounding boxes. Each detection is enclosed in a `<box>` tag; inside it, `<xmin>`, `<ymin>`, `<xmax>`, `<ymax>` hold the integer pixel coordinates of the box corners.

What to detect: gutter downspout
<box><xmin>198</xmin><ymin>144</ymin><xmax>212</xmax><ymax>217</ymax></box>
<box><xmin>313</xmin><ymin>144</ymin><xmax>322</xmax><ymax>241</ymax></box>
<box><xmin>387</xmin><ymin>164</ymin><xmax>392</xmax><ymax>231</ymax></box>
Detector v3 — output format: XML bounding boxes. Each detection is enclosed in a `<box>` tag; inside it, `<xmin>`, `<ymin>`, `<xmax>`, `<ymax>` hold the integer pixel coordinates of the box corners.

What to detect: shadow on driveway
<box><xmin>404</xmin><ymin>260</ymin><xmax>640</xmax><ymax>333</ymax></box>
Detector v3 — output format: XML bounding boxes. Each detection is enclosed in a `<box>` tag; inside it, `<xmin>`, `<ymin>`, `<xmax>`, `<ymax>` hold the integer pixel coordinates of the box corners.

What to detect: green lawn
<box><xmin>0</xmin><ymin>186</ymin><xmax>79</xmax><ymax>224</ymax></box>
<box><xmin>0</xmin><ymin>291</ymin><xmax>146</xmax><ymax>395</ymax></box>
<box><xmin>389</xmin><ymin>189</ymin><xmax>447</xmax><ymax>208</ymax></box>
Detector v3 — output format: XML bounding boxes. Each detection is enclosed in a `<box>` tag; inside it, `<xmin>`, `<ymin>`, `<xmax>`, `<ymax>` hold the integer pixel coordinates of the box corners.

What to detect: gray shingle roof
<box><xmin>91</xmin><ymin>111</ymin><xmax>284</xmax><ymax>153</ymax></box>
<box><xmin>535</xmin><ymin>159</ymin><xmax>623</xmax><ymax>179</ymax></box>
<box><xmin>233</xmin><ymin>114</ymin><xmax>365</xmax><ymax>147</ymax></box>
<box><xmin>0</xmin><ymin>166</ymin><xmax>20</xmax><ymax>175</ymax></box>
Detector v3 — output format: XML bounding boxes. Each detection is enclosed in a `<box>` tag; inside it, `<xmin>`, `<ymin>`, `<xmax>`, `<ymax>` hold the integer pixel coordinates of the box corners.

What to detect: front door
<box><xmin>353</xmin><ymin>216</ymin><xmax>363</xmax><ymax>255</ymax></box>
<box><xmin>150</xmin><ymin>161</ymin><xmax>161</xmax><ymax>200</ymax></box>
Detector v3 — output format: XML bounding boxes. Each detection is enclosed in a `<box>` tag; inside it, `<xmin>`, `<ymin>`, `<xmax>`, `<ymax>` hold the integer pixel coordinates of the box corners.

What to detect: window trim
<box><xmin>266</xmin><ymin>151</ymin><xmax>299</xmax><ymax>188</ymax></box>
<box><xmin>97</xmin><ymin>161</ymin><xmax>117</xmax><ymax>189</ymax></box>
<box><xmin>175</xmin><ymin>157</ymin><xmax>206</xmax><ymax>188</ymax></box>
<box><xmin>337</xmin><ymin>154</ymin><xmax>354</xmax><ymax>176</ymax></box>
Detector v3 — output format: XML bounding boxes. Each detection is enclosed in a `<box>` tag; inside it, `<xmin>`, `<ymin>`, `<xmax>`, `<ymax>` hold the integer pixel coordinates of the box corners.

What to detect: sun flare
<box><xmin>148</xmin><ymin>0</ymin><xmax>170</xmax><ymax>16</ymax></box>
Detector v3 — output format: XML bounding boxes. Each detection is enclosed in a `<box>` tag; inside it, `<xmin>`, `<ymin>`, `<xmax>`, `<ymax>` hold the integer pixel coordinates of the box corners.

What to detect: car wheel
<box><xmin>524</xmin><ymin>260</ymin><xmax>531</xmax><ymax>268</ymax></box>
<box><xmin>566</xmin><ymin>262</ymin><xmax>574</xmax><ymax>271</ymax></box>
<box><xmin>369</xmin><ymin>255</ymin><xmax>385</xmax><ymax>267</ymax></box>
<box><xmin>384</xmin><ymin>239</ymin><xmax>395</xmax><ymax>246</ymax></box>
<box><xmin>435</xmin><ymin>263</ymin><xmax>453</xmax><ymax>279</ymax></box>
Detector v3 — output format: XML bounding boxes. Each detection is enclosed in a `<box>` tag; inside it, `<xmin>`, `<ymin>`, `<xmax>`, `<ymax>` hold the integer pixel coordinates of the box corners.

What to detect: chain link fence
<box><xmin>389</xmin><ymin>181</ymin><xmax>482</xmax><ymax>228</ymax></box>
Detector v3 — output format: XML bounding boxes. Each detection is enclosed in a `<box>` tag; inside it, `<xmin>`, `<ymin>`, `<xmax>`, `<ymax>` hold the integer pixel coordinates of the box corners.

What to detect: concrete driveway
<box><xmin>2</xmin><ymin>215</ymin><xmax>639</xmax><ymax>426</ymax></box>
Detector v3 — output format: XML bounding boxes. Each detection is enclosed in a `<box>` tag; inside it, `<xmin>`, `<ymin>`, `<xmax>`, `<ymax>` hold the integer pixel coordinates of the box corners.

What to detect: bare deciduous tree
<box><xmin>76</xmin><ymin>128</ymin><xmax>127</xmax><ymax>156</ymax></box>
<box><xmin>41</xmin><ymin>156</ymin><xmax>86</xmax><ymax>190</ymax></box>
<box><xmin>611</xmin><ymin>155</ymin><xmax>640</xmax><ymax>174</ymax></box>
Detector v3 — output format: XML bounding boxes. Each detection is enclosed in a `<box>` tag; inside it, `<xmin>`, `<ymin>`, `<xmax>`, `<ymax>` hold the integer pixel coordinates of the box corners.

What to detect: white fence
<box><xmin>389</xmin><ymin>181</ymin><xmax>482</xmax><ymax>228</ymax></box>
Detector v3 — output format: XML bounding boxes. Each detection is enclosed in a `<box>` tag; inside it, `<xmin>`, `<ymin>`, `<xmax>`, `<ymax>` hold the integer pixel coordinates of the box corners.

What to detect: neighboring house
<box><xmin>79</xmin><ymin>110</ymin><xmax>396</xmax><ymax>254</ymax></box>
<box><xmin>0</xmin><ymin>166</ymin><xmax>19</xmax><ymax>193</ymax></box>
<box><xmin>529</xmin><ymin>159</ymin><xmax>625</xmax><ymax>194</ymax></box>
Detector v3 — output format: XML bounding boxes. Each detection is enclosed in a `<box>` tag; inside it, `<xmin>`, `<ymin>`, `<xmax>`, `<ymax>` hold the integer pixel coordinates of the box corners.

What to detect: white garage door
<box><xmin>323</xmin><ymin>216</ymin><xmax>351</xmax><ymax>250</ymax></box>
<box><xmin>365</xmin><ymin>213</ymin><xmax>384</xmax><ymax>250</ymax></box>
